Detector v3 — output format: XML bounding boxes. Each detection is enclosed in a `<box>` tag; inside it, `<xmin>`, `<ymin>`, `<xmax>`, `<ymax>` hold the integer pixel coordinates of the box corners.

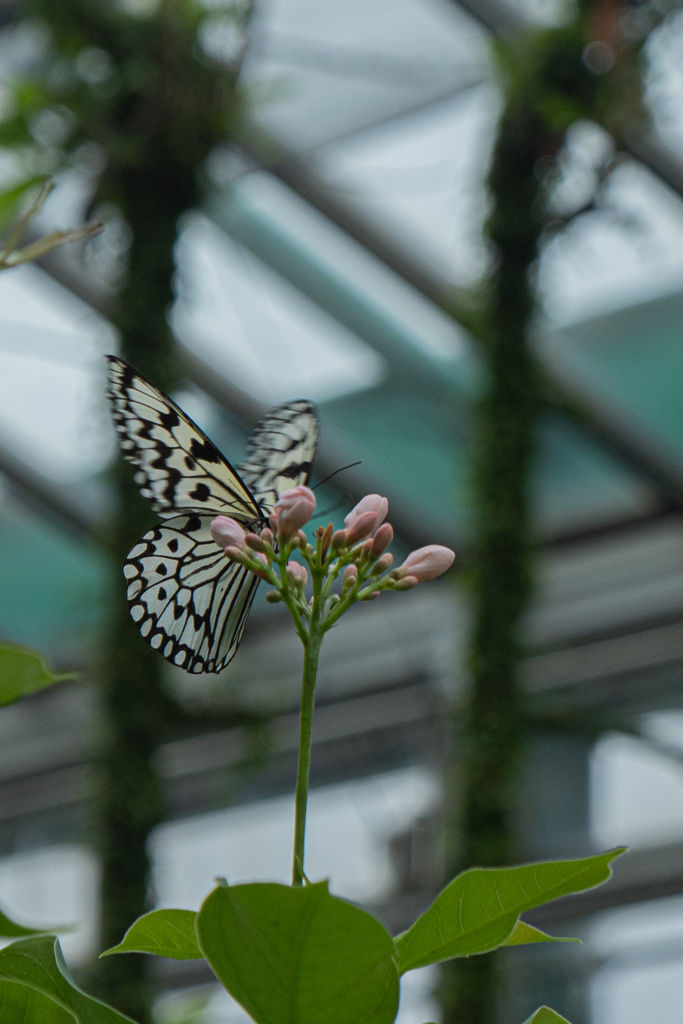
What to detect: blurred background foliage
<box><xmin>0</xmin><ymin>2</ymin><xmax>256</xmax><ymax>1017</ymax></box>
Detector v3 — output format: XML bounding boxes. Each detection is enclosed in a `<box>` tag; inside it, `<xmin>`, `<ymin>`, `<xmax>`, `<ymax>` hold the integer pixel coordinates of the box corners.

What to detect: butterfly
<box><xmin>106</xmin><ymin>356</ymin><xmax>319</xmax><ymax>674</ymax></box>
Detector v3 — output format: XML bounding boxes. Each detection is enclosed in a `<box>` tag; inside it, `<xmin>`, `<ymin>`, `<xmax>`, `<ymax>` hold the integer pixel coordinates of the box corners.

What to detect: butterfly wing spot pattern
<box><xmin>108</xmin><ymin>356</ymin><xmax>263</xmax><ymax>521</ymax></box>
<box><xmin>122</xmin><ymin>514</ymin><xmax>259</xmax><ymax>673</ymax></box>
<box><xmin>106</xmin><ymin>356</ymin><xmax>319</xmax><ymax>674</ymax></box>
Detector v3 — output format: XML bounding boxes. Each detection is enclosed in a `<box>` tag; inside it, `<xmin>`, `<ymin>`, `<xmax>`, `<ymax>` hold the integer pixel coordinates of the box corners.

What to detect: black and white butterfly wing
<box><xmin>239</xmin><ymin>400</ymin><xmax>319</xmax><ymax>511</ymax></box>
<box><xmin>124</xmin><ymin>513</ymin><xmax>259</xmax><ymax>673</ymax></box>
<box><xmin>107</xmin><ymin>357</ymin><xmax>319</xmax><ymax>674</ymax></box>
<box><xmin>107</xmin><ymin>355</ymin><xmax>263</xmax><ymax>524</ymax></box>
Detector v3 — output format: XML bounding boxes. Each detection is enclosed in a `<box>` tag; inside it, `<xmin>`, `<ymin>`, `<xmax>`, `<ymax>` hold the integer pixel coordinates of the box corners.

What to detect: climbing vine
<box><xmin>443</xmin><ymin>2</ymin><xmax>652</xmax><ymax>1020</ymax></box>
<box><xmin>3</xmin><ymin>0</ymin><xmax>251</xmax><ymax>1016</ymax></box>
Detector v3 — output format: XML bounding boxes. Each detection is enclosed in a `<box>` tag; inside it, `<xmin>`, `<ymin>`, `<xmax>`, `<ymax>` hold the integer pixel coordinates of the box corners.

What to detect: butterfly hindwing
<box><xmin>107</xmin><ymin>355</ymin><xmax>262</xmax><ymax>523</ymax></box>
<box><xmin>124</xmin><ymin>514</ymin><xmax>260</xmax><ymax>673</ymax></box>
<box><xmin>240</xmin><ymin>400</ymin><xmax>319</xmax><ymax>511</ymax></box>
<box><xmin>107</xmin><ymin>356</ymin><xmax>319</xmax><ymax>674</ymax></box>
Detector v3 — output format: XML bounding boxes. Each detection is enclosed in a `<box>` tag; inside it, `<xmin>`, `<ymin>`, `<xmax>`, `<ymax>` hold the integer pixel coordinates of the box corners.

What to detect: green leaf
<box><xmin>0</xmin><ymin>906</ymin><xmax>56</xmax><ymax>938</ymax></box>
<box><xmin>522</xmin><ymin>1008</ymin><xmax>572</xmax><ymax>1024</ymax></box>
<box><xmin>0</xmin><ymin>644</ymin><xmax>75</xmax><ymax>707</ymax></box>
<box><xmin>502</xmin><ymin>920</ymin><xmax>579</xmax><ymax>947</ymax></box>
<box><xmin>0</xmin><ymin>935</ymin><xmax>135</xmax><ymax>1021</ymax></box>
<box><xmin>396</xmin><ymin>848</ymin><xmax>625</xmax><ymax>973</ymax></box>
<box><xmin>0</xmin><ymin>983</ymin><xmax>74</xmax><ymax>1024</ymax></box>
<box><xmin>0</xmin><ymin>116</ymin><xmax>33</xmax><ymax>149</ymax></box>
<box><xmin>101</xmin><ymin>909</ymin><xmax>203</xmax><ymax>960</ymax></box>
<box><xmin>196</xmin><ymin>881</ymin><xmax>399</xmax><ymax>1024</ymax></box>
<box><xmin>0</xmin><ymin>177</ymin><xmax>46</xmax><ymax>234</ymax></box>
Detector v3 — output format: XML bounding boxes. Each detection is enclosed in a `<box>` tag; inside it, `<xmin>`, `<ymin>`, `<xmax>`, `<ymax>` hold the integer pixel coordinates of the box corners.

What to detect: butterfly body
<box><xmin>107</xmin><ymin>356</ymin><xmax>318</xmax><ymax>673</ymax></box>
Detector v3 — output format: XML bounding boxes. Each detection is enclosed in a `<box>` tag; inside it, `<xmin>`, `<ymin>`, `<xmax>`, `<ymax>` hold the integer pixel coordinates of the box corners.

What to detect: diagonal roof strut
<box><xmin>230</xmin><ymin>124</ymin><xmax>683</xmax><ymax>519</ymax></box>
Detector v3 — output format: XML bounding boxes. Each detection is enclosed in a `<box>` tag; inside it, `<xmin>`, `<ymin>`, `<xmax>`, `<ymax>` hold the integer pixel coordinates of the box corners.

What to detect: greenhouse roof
<box><xmin>0</xmin><ymin>0</ymin><xmax>683</xmax><ymax>661</ymax></box>
<box><xmin>0</xmin><ymin>276</ymin><xmax>682</xmax><ymax>663</ymax></box>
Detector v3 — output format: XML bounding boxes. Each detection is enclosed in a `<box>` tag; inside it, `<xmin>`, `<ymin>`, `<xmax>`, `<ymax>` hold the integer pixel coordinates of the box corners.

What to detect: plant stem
<box><xmin>292</xmin><ymin>628</ymin><xmax>323</xmax><ymax>886</ymax></box>
<box><xmin>275</xmin><ymin>551</ymin><xmax>309</xmax><ymax>645</ymax></box>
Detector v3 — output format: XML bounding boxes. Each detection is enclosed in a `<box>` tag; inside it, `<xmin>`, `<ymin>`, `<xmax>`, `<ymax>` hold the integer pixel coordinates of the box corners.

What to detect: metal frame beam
<box><xmin>232</xmin><ymin>120</ymin><xmax>455</xmax><ymax>310</ymax></box>
<box><xmin>0</xmin><ymin>440</ymin><xmax>96</xmax><ymax>539</ymax></box>
<box><xmin>228</xmin><ymin>111</ymin><xmax>683</xmax><ymax>523</ymax></box>
<box><xmin>3</xmin><ymin>0</ymin><xmax>683</xmax><ymax>542</ymax></box>
<box><xmin>204</xmin><ymin>184</ymin><xmax>476</xmax><ymax>398</ymax></box>
<box><xmin>209</xmin><ymin>159</ymin><xmax>683</xmax><ymax>523</ymax></box>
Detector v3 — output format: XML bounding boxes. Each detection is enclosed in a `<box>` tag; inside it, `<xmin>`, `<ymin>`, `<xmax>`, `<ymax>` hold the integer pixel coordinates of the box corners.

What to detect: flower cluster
<box><xmin>210</xmin><ymin>487</ymin><xmax>454</xmax><ymax>639</ymax></box>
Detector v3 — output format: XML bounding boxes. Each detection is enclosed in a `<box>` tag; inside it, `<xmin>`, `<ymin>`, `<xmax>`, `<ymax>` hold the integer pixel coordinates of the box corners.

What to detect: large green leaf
<box><xmin>0</xmin><ymin>982</ymin><xmax>74</xmax><ymax>1023</ymax></box>
<box><xmin>522</xmin><ymin>1008</ymin><xmax>572</xmax><ymax>1023</ymax></box>
<box><xmin>0</xmin><ymin>644</ymin><xmax>75</xmax><ymax>707</ymax></box>
<box><xmin>502</xmin><ymin>921</ymin><xmax>578</xmax><ymax>947</ymax></box>
<box><xmin>0</xmin><ymin>935</ymin><xmax>135</xmax><ymax>1022</ymax></box>
<box><xmin>196</xmin><ymin>881</ymin><xmax>399</xmax><ymax>1024</ymax></box>
<box><xmin>396</xmin><ymin>848</ymin><xmax>625</xmax><ymax>973</ymax></box>
<box><xmin>101</xmin><ymin>909</ymin><xmax>203</xmax><ymax>960</ymax></box>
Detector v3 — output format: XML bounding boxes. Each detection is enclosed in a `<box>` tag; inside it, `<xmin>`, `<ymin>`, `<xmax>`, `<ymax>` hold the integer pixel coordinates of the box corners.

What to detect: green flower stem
<box><xmin>321</xmin><ymin>563</ymin><xmax>387</xmax><ymax>631</ymax></box>
<box><xmin>292</xmin><ymin>562</ymin><xmax>325</xmax><ymax>887</ymax></box>
<box><xmin>321</xmin><ymin>582</ymin><xmax>361</xmax><ymax>631</ymax></box>
<box><xmin>276</xmin><ymin>559</ymin><xmax>309</xmax><ymax>645</ymax></box>
<box><xmin>276</xmin><ymin>534</ymin><xmax>399</xmax><ymax>883</ymax></box>
<box><xmin>291</xmin><ymin>625</ymin><xmax>323</xmax><ymax>886</ymax></box>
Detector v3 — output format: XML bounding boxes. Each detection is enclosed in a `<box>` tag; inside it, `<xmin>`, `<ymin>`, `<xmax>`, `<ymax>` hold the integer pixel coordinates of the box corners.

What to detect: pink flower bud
<box><xmin>398</xmin><ymin>545</ymin><xmax>455</xmax><ymax>582</ymax></box>
<box><xmin>360</xmin><ymin>590</ymin><xmax>381</xmax><ymax>601</ymax></box>
<box><xmin>374</xmin><ymin>552</ymin><xmax>393</xmax><ymax>573</ymax></box>
<box><xmin>253</xmin><ymin>552</ymin><xmax>270</xmax><ymax>581</ymax></box>
<box><xmin>345</xmin><ymin>494</ymin><xmax>389</xmax><ymax>533</ymax></box>
<box><xmin>271</xmin><ymin>486</ymin><xmax>316</xmax><ymax>541</ymax></box>
<box><xmin>331</xmin><ymin>529</ymin><xmax>347</xmax><ymax>552</ymax></box>
<box><xmin>225</xmin><ymin>545</ymin><xmax>270</xmax><ymax>580</ymax></box>
<box><xmin>393</xmin><ymin>575</ymin><xmax>418</xmax><ymax>590</ymax></box>
<box><xmin>261</xmin><ymin>527</ymin><xmax>274</xmax><ymax>547</ymax></box>
<box><xmin>287</xmin><ymin>560</ymin><xmax>308</xmax><ymax>585</ymax></box>
<box><xmin>210</xmin><ymin>516</ymin><xmax>246</xmax><ymax>550</ymax></box>
<box><xmin>342</xmin><ymin>564</ymin><xmax>358</xmax><ymax>591</ymax></box>
<box><xmin>371</xmin><ymin>523</ymin><xmax>393</xmax><ymax>556</ymax></box>
<box><xmin>225</xmin><ymin>544</ymin><xmax>248</xmax><ymax>564</ymax></box>
<box><xmin>321</xmin><ymin>522</ymin><xmax>334</xmax><ymax>560</ymax></box>
<box><xmin>245</xmin><ymin>533</ymin><xmax>266</xmax><ymax>552</ymax></box>
<box><xmin>346</xmin><ymin>511</ymin><xmax>377</xmax><ymax>544</ymax></box>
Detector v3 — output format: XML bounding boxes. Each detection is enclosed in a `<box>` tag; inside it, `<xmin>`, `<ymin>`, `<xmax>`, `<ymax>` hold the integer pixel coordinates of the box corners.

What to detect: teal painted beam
<box><xmin>206</xmin><ymin>185</ymin><xmax>483</xmax><ymax>405</ymax></box>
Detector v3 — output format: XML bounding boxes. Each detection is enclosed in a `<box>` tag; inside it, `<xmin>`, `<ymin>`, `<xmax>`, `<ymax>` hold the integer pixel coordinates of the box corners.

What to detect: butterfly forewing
<box><xmin>240</xmin><ymin>400</ymin><xmax>319</xmax><ymax>511</ymax></box>
<box><xmin>107</xmin><ymin>356</ymin><xmax>263</xmax><ymax>523</ymax></box>
<box><xmin>106</xmin><ymin>356</ymin><xmax>318</xmax><ymax>674</ymax></box>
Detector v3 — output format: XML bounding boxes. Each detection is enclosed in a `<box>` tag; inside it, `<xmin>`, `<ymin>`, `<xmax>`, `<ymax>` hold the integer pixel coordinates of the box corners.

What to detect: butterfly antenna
<box><xmin>312</xmin><ymin>462</ymin><xmax>362</xmax><ymax>490</ymax></box>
